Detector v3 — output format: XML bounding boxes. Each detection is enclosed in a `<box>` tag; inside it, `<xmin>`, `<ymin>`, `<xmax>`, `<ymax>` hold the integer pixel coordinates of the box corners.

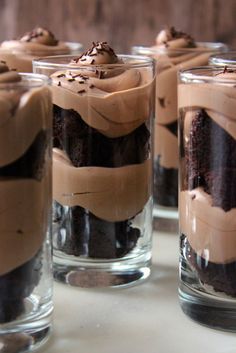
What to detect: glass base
<box><xmin>53</xmin><ymin>251</ymin><xmax>151</xmax><ymax>288</ymax></box>
<box><xmin>0</xmin><ymin>305</ymin><xmax>52</xmax><ymax>353</ymax></box>
<box><xmin>179</xmin><ymin>282</ymin><xmax>236</xmax><ymax>332</ymax></box>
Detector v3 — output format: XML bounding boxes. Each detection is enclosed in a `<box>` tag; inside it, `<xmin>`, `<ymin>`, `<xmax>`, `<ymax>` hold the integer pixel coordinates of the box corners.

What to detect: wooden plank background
<box><xmin>0</xmin><ymin>0</ymin><xmax>235</xmax><ymax>52</ymax></box>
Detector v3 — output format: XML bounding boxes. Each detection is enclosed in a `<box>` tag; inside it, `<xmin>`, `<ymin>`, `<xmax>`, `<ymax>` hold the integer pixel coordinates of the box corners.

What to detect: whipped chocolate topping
<box><xmin>72</xmin><ymin>41</ymin><xmax>119</xmax><ymax>65</ymax></box>
<box><xmin>179</xmin><ymin>68</ymin><xmax>236</xmax><ymax>264</ymax></box>
<box><xmin>155</xmin><ymin>27</ymin><xmax>196</xmax><ymax>49</ymax></box>
<box><xmin>51</xmin><ymin>42</ymin><xmax>153</xmax><ymax>221</ymax></box>
<box><xmin>20</xmin><ymin>27</ymin><xmax>58</xmax><ymax>46</ymax></box>
<box><xmin>0</xmin><ymin>27</ymin><xmax>70</xmax><ymax>72</ymax></box>
<box><xmin>0</xmin><ymin>66</ymin><xmax>52</xmax><ymax>275</ymax></box>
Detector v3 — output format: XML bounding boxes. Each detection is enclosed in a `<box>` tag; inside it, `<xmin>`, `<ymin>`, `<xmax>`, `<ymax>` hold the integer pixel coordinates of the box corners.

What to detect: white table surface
<box><xmin>41</xmin><ymin>229</ymin><xmax>236</xmax><ymax>353</ymax></box>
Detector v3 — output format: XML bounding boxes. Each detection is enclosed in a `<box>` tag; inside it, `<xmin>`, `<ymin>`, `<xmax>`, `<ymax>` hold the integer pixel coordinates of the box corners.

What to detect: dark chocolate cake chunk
<box><xmin>154</xmin><ymin>157</ymin><xmax>178</xmax><ymax>207</ymax></box>
<box><xmin>0</xmin><ymin>130</ymin><xmax>48</xmax><ymax>181</ymax></box>
<box><xmin>184</xmin><ymin>109</ymin><xmax>236</xmax><ymax>211</ymax></box>
<box><xmin>53</xmin><ymin>105</ymin><xmax>148</xmax><ymax>259</ymax></box>
<box><xmin>154</xmin><ymin>121</ymin><xmax>178</xmax><ymax>207</ymax></box>
<box><xmin>56</xmin><ymin>205</ymin><xmax>140</xmax><ymax>259</ymax></box>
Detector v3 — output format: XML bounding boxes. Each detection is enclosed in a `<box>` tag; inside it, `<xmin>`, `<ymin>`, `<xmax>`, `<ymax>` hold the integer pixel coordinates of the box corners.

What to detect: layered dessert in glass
<box><xmin>179</xmin><ymin>66</ymin><xmax>236</xmax><ymax>331</ymax></box>
<box><xmin>0</xmin><ymin>63</ymin><xmax>52</xmax><ymax>350</ymax></box>
<box><xmin>0</xmin><ymin>27</ymin><xmax>82</xmax><ymax>72</ymax></box>
<box><xmin>132</xmin><ymin>27</ymin><xmax>227</xmax><ymax>219</ymax></box>
<box><xmin>33</xmin><ymin>42</ymin><xmax>155</xmax><ymax>287</ymax></box>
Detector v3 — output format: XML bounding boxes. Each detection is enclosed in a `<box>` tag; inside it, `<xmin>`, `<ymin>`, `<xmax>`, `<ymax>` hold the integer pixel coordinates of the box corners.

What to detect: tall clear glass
<box><xmin>0</xmin><ymin>72</ymin><xmax>53</xmax><ymax>351</ymax></box>
<box><xmin>132</xmin><ymin>43</ymin><xmax>227</xmax><ymax>222</ymax></box>
<box><xmin>178</xmin><ymin>67</ymin><xmax>236</xmax><ymax>331</ymax></box>
<box><xmin>33</xmin><ymin>55</ymin><xmax>155</xmax><ymax>288</ymax></box>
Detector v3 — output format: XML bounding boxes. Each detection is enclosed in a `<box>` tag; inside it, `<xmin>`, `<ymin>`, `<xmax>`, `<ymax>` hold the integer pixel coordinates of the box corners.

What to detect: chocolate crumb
<box><xmin>223</xmin><ymin>66</ymin><xmax>228</xmax><ymax>73</ymax></box>
<box><xmin>58</xmin><ymin>81</ymin><xmax>61</xmax><ymax>86</ymax></box>
<box><xmin>98</xmin><ymin>71</ymin><xmax>105</xmax><ymax>79</ymax></box>
<box><xmin>77</xmin><ymin>89</ymin><xmax>86</xmax><ymax>94</ymax></box>
<box><xmin>158</xmin><ymin>97</ymin><xmax>166</xmax><ymax>108</ymax></box>
<box><xmin>68</xmin><ymin>78</ymin><xmax>75</xmax><ymax>82</ymax></box>
<box><xmin>89</xmin><ymin>84</ymin><xmax>95</xmax><ymax>89</ymax></box>
<box><xmin>57</xmin><ymin>73</ymin><xmax>65</xmax><ymax>78</ymax></box>
<box><xmin>191</xmin><ymin>194</ymin><xmax>196</xmax><ymax>200</ymax></box>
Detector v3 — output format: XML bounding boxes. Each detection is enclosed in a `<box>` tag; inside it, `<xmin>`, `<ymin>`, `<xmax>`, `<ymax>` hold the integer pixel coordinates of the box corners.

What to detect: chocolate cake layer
<box><xmin>184</xmin><ymin>109</ymin><xmax>236</xmax><ymax>211</ymax></box>
<box><xmin>185</xmin><ymin>238</ymin><xmax>236</xmax><ymax>297</ymax></box>
<box><xmin>53</xmin><ymin>105</ymin><xmax>150</xmax><ymax>168</ymax></box>
<box><xmin>0</xmin><ymin>130</ymin><xmax>47</xmax><ymax>180</ymax></box>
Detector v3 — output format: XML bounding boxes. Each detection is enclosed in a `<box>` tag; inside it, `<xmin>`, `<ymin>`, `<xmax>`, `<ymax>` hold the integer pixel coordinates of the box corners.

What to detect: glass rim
<box><xmin>32</xmin><ymin>54</ymin><xmax>155</xmax><ymax>70</ymax></box>
<box><xmin>179</xmin><ymin>65</ymin><xmax>236</xmax><ymax>84</ymax></box>
<box><xmin>209</xmin><ymin>51</ymin><xmax>236</xmax><ymax>66</ymax></box>
<box><xmin>132</xmin><ymin>42</ymin><xmax>227</xmax><ymax>55</ymax></box>
<box><xmin>0</xmin><ymin>72</ymin><xmax>50</xmax><ymax>89</ymax></box>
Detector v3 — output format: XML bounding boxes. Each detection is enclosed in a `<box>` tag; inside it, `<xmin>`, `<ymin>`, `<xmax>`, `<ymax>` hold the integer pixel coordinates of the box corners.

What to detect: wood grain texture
<box><xmin>0</xmin><ymin>0</ymin><xmax>235</xmax><ymax>52</ymax></box>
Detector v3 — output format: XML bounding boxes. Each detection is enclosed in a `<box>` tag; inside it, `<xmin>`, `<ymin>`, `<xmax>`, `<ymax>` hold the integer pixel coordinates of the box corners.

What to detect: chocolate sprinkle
<box><xmin>75</xmin><ymin>41</ymin><xmax>118</xmax><ymax>65</ymax></box>
<box><xmin>78</xmin><ymin>89</ymin><xmax>86</xmax><ymax>94</ymax></box>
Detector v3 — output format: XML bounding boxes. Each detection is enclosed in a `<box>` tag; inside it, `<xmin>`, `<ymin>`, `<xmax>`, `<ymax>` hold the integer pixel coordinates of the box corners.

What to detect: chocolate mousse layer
<box><xmin>150</xmin><ymin>27</ymin><xmax>225</xmax><ymax>207</ymax></box>
<box><xmin>52</xmin><ymin>42</ymin><xmax>153</xmax><ymax>259</ymax></box>
<box><xmin>179</xmin><ymin>68</ymin><xmax>236</xmax><ymax>296</ymax></box>
<box><xmin>0</xmin><ymin>64</ymin><xmax>51</xmax><ymax>322</ymax></box>
<box><xmin>0</xmin><ymin>27</ymin><xmax>71</xmax><ymax>72</ymax></box>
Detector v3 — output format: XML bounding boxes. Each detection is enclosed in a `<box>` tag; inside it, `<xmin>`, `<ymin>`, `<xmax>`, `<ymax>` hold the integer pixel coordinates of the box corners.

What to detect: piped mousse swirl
<box><xmin>0</xmin><ymin>27</ymin><xmax>70</xmax><ymax>72</ymax></box>
<box><xmin>179</xmin><ymin>68</ymin><xmax>236</xmax><ymax>264</ymax></box>
<box><xmin>52</xmin><ymin>42</ymin><xmax>153</xmax><ymax>221</ymax></box>
<box><xmin>0</xmin><ymin>64</ymin><xmax>51</xmax><ymax>275</ymax></box>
